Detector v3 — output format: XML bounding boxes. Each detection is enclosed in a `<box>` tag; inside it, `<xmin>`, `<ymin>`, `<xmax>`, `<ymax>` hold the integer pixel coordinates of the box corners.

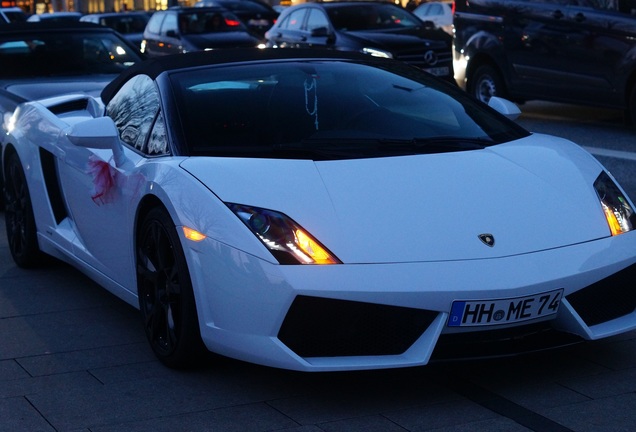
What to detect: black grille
<box><xmin>394</xmin><ymin>46</ymin><xmax>452</xmax><ymax>70</ymax></box>
<box><xmin>566</xmin><ymin>262</ymin><xmax>636</xmax><ymax>326</ymax></box>
<box><xmin>431</xmin><ymin>322</ymin><xmax>583</xmax><ymax>361</ymax></box>
<box><xmin>278</xmin><ymin>296</ymin><xmax>437</xmax><ymax>358</ymax></box>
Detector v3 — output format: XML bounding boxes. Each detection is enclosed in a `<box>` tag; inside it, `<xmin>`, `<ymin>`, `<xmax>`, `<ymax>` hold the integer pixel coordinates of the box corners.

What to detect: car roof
<box><xmin>165</xmin><ymin>6</ymin><xmax>227</xmax><ymax>12</ymax></box>
<box><xmin>0</xmin><ymin>21</ymin><xmax>115</xmax><ymax>33</ymax></box>
<box><xmin>101</xmin><ymin>48</ymin><xmax>375</xmax><ymax>104</ymax></box>
<box><xmin>82</xmin><ymin>11</ymin><xmax>150</xmax><ymax>17</ymax></box>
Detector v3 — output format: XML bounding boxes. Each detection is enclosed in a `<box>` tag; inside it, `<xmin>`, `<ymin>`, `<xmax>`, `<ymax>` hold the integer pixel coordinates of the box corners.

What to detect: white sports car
<box><xmin>2</xmin><ymin>49</ymin><xmax>636</xmax><ymax>372</ymax></box>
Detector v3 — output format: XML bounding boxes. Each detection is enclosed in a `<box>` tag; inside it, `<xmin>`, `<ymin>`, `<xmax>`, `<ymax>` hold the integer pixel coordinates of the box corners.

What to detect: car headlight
<box><xmin>361</xmin><ymin>47</ymin><xmax>393</xmax><ymax>58</ymax></box>
<box><xmin>227</xmin><ymin>203</ymin><xmax>341</xmax><ymax>265</ymax></box>
<box><xmin>594</xmin><ymin>171</ymin><xmax>635</xmax><ymax>236</ymax></box>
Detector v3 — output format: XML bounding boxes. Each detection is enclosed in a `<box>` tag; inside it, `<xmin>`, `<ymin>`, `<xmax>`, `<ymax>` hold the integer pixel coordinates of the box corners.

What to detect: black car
<box><xmin>141</xmin><ymin>6</ymin><xmax>263</xmax><ymax>57</ymax></box>
<box><xmin>0</xmin><ymin>7</ymin><xmax>27</xmax><ymax>24</ymax></box>
<box><xmin>264</xmin><ymin>1</ymin><xmax>453</xmax><ymax>81</ymax></box>
<box><xmin>453</xmin><ymin>0</ymin><xmax>636</xmax><ymax>124</ymax></box>
<box><xmin>195</xmin><ymin>0</ymin><xmax>279</xmax><ymax>36</ymax></box>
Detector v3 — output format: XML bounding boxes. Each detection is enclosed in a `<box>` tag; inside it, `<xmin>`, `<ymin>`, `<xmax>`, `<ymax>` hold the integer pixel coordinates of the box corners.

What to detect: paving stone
<box><xmin>82</xmin><ymin>403</ymin><xmax>299</xmax><ymax>432</ymax></box>
<box><xmin>0</xmin><ymin>396</ymin><xmax>55</xmax><ymax>432</ymax></box>
<box><xmin>543</xmin><ymin>393</ymin><xmax>636</xmax><ymax>432</ymax></box>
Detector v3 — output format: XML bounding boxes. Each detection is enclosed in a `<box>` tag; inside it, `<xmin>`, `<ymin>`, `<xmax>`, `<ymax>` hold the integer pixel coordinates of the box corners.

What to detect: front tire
<box><xmin>137</xmin><ymin>207</ymin><xmax>207</xmax><ymax>368</ymax></box>
<box><xmin>469</xmin><ymin>64</ymin><xmax>506</xmax><ymax>104</ymax></box>
<box><xmin>4</xmin><ymin>151</ymin><xmax>42</xmax><ymax>268</ymax></box>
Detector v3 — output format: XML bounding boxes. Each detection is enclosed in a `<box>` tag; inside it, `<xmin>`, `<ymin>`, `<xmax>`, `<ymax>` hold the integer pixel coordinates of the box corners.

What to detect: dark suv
<box><xmin>453</xmin><ymin>0</ymin><xmax>636</xmax><ymax>124</ymax></box>
<box><xmin>265</xmin><ymin>1</ymin><xmax>453</xmax><ymax>82</ymax></box>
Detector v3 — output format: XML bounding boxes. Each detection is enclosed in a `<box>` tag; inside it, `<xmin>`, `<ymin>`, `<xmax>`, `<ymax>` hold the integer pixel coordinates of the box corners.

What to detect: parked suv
<box><xmin>265</xmin><ymin>1</ymin><xmax>453</xmax><ymax>82</ymax></box>
<box><xmin>453</xmin><ymin>0</ymin><xmax>636</xmax><ymax>124</ymax></box>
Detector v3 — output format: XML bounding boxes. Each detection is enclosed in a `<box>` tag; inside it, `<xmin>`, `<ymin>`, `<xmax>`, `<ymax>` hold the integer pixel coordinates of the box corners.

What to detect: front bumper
<box><xmin>186</xmin><ymin>230</ymin><xmax>636</xmax><ymax>371</ymax></box>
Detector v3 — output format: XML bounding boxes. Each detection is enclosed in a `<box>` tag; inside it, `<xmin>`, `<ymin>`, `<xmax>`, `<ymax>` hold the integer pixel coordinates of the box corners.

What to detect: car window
<box><xmin>169</xmin><ymin>60</ymin><xmax>528</xmax><ymax>158</ymax></box>
<box><xmin>106</xmin><ymin>74</ymin><xmax>162</xmax><ymax>154</ymax></box>
<box><xmin>147</xmin><ymin>113</ymin><xmax>168</xmax><ymax>155</ymax></box>
<box><xmin>102</xmin><ymin>15</ymin><xmax>149</xmax><ymax>33</ymax></box>
<box><xmin>0</xmin><ymin>31</ymin><xmax>141</xmax><ymax>78</ymax></box>
<box><xmin>327</xmin><ymin>4</ymin><xmax>421</xmax><ymax>31</ymax></box>
<box><xmin>306</xmin><ymin>8</ymin><xmax>329</xmax><ymax>32</ymax></box>
<box><xmin>145</xmin><ymin>12</ymin><xmax>164</xmax><ymax>35</ymax></box>
<box><xmin>575</xmin><ymin>0</ymin><xmax>635</xmax><ymax>12</ymax></box>
<box><xmin>280</xmin><ymin>8</ymin><xmax>305</xmax><ymax>30</ymax></box>
<box><xmin>177</xmin><ymin>10</ymin><xmax>247</xmax><ymax>34</ymax></box>
<box><xmin>2</xmin><ymin>10</ymin><xmax>27</xmax><ymax>22</ymax></box>
<box><xmin>161</xmin><ymin>12</ymin><xmax>178</xmax><ymax>35</ymax></box>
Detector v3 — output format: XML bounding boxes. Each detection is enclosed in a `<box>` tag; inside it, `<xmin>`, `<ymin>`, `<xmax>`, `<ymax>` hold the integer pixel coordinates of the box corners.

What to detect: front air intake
<box><xmin>566</xmin><ymin>262</ymin><xmax>636</xmax><ymax>326</ymax></box>
<box><xmin>278</xmin><ymin>295</ymin><xmax>437</xmax><ymax>358</ymax></box>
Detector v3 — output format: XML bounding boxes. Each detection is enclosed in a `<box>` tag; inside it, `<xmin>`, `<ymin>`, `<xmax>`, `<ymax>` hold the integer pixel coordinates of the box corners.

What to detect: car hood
<box><xmin>180</xmin><ymin>134</ymin><xmax>611</xmax><ymax>263</ymax></box>
<box><xmin>184</xmin><ymin>32</ymin><xmax>261</xmax><ymax>49</ymax></box>
<box><xmin>343</xmin><ymin>27</ymin><xmax>450</xmax><ymax>51</ymax></box>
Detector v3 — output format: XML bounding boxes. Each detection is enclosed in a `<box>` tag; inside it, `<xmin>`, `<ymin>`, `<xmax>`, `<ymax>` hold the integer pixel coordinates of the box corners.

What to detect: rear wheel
<box><xmin>137</xmin><ymin>207</ymin><xmax>207</xmax><ymax>368</ymax></box>
<box><xmin>469</xmin><ymin>64</ymin><xmax>506</xmax><ymax>104</ymax></box>
<box><xmin>4</xmin><ymin>151</ymin><xmax>42</xmax><ymax>268</ymax></box>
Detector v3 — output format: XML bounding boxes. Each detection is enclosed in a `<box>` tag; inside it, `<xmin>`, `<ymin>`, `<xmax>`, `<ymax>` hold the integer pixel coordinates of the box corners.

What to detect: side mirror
<box><xmin>488</xmin><ymin>96</ymin><xmax>521</xmax><ymax>121</ymax></box>
<box><xmin>65</xmin><ymin>117</ymin><xmax>129</xmax><ymax>167</ymax></box>
<box><xmin>310</xmin><ymin>26</ymin><xmax>332</xmax><ymax>38</ymax></box>
<box><xmin>166</xmin><ymin>29</ymin><xmax>179</xmax><ymax>38</ymax></box>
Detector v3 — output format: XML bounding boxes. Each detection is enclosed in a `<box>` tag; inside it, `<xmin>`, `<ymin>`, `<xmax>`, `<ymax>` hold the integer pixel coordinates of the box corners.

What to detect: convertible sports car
<box><xmin>2</xmin><ymin>49</ymin><xmax>636</xmax><ymax>372</ymax></box>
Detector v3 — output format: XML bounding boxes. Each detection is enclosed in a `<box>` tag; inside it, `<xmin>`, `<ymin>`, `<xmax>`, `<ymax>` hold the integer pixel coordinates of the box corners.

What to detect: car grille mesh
<box><xmin>566</xmin><ymin>262</ymin><xmax>636</xmax><ymax>327</ymax></box>
<box><xmin>278</xmin><ymin>296</ymin><xmax>437</xmax><ymax>358</ymax></box>
<box><xmin>431</xmin><ymin>322</ymin><xmax>583</xmax><ymax>361</ymax></box>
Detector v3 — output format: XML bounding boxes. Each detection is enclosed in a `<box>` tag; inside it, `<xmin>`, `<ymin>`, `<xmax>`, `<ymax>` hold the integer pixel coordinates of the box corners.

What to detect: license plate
<box><xmin>248</xmin><ymin>18</ymin><xmax>270</xmax><ymax>27</ymax></box>
<box><xmin>447</xmin><ymin>289</ymin><xmax>563</xmax><ymax>327</ymax></box>
<box><xmin>424</xmin><ymin>66</ymin><xmax>449</xmax><ymax>76</ymax></box>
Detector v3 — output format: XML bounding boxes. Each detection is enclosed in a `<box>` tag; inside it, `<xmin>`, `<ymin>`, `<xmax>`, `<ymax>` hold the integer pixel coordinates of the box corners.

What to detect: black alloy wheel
<box><xmin>4</xmin><ymin>151</ymin><xmax>41</xmax><ymax>268</ymax></box>
<box><xmin>137</xmin><ymin>207</ymin><xmax>207</xmax><ymax>369</ymax></box>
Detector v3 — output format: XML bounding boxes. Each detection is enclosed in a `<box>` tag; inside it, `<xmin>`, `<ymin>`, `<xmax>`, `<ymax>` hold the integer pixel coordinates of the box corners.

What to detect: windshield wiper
<box><xmin>378</xmin><ymin>136</ymin><xmax>493</xmax><ymax>152</ymax></box>
<box><xmin>270</xmin><ymin>136</ymin><xmax>494</xmax><ymax>160</ymax></box>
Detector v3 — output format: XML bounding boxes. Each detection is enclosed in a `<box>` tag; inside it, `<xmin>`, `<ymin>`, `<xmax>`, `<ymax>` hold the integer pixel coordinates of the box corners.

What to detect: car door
<box><xmin>561</xmin><ymin>1</ymin><xmax>636</xmax><ymax>106</ymax></box>
<box><xmin>156</xmin><ymin>12</ymin><xmax>183</xmax><ymax>55</ymax></box>
<box><xmin>54</xmin><ymin>74</ymin><xmax>161</xmax><ymax>291</ymax></box>
<box><xmin>303</xmin><ymin>7</ymin><xmax>334</xmax><ymax>48</ymax></box>
<box><xmin>142</xmin><ymin>11</ymin><xmax>166</xmax><ymax>56</ymax></box>
<box><xmin>266</xmin><ymin>7</ymin><xmax>308</xmax><ymax>48</ymax></box>
<box><xmin>504</xmin><ymin>0</ymin><xmax>581</xmax><ymax>100</ymax></box>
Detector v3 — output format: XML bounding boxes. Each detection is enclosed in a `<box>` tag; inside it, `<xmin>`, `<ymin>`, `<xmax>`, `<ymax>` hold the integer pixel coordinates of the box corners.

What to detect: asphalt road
<box><xmin>1</xmin><ymin>102</ymin><xmax>636</xmax><ymax>432</ymax></box>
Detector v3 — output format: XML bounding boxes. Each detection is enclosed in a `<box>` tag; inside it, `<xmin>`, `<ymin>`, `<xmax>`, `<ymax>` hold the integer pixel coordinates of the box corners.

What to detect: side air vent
<box><xmin>39</xmin><ymin>148</ymin><xmax>67</xmax><ymax>224</ymax></box>
<box><xmin>49</xmin><ymin>99</ymin><xmax>89</xmax><ymax>115</ymax></box>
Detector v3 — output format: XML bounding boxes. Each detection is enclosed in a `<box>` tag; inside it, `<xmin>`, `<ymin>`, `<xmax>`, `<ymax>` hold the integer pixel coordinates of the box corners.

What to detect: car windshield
<box><xmin>326</xmin><ymin>4</ymin><xmax>422</xmax><ymax>31</ymax></box>
<box><xmin>0</xmin><ymin>31</ymin><xmax>142</xmax><ymax>78</ymax></box>
<box><xmin>101</xmin><ymin>15</ymin><xmax>149</xmax><ymax>34</ymax></box>
<box><xmin>2</xmin><ymin>10</ymin><xmax>27</xmax><ymax>23</ymax></box>
<box><xmin>169</xmin><ymin>59</ymin><xmax>529</xmax><ymax>159</ymax></box>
